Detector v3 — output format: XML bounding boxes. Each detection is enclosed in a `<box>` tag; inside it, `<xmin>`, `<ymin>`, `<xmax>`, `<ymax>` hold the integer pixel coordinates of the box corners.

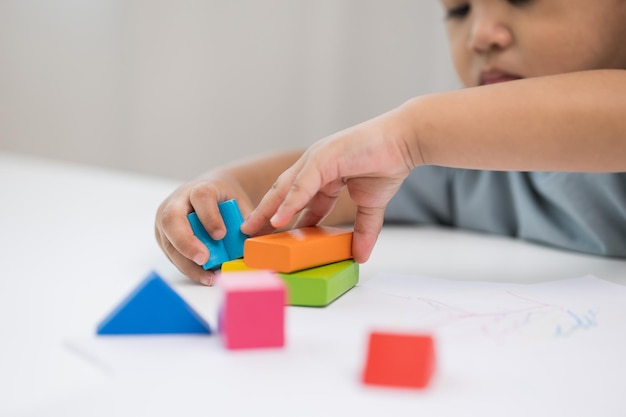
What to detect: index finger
<box><xmin>271</xmin><ymin>152</ymin><xmax>342</xmax><ymax>228</ymax></box>
<box><xmin>240</xmin><ymin>162</ymin><xmax>304</xmax><ymax>233</ymax></box>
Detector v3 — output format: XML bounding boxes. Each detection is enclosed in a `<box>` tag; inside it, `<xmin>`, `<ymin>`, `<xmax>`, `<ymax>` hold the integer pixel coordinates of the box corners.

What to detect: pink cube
<box><xmin>217</xmin><ymin>271</ymin><xmax>286</xmax><ymax>349</ymax></box>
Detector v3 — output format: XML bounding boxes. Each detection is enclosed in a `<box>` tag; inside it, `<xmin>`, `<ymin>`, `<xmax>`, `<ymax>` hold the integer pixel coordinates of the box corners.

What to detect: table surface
<box><xmin>2</xmin><ymin>151</ymin><xmax>626</xmax><ymax>417</ymax></box>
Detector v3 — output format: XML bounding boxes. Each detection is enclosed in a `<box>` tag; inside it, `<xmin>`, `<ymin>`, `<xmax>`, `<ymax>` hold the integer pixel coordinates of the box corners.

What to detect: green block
<box><xmin>279</xmin><ymin>260</ymin><xmax>359</xmax><ymax>307</ymax></box>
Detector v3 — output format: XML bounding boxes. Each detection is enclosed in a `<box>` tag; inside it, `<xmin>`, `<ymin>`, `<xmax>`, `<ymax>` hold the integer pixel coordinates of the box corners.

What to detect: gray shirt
<box><xmin>384</xmin><ymin>167</ymin><xmax>626</xmax><ymax>257</ymax></box>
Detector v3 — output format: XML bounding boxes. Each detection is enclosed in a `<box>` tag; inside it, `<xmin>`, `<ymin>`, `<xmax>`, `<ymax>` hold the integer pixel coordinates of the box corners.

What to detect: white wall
<box><xmin>0</xmin><ymin>0</ymin><xmax>459</xmax><ymax>180</ymax></box>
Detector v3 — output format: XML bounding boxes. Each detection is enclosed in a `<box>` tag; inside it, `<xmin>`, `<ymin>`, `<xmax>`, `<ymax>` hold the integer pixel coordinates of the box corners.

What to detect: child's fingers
<box><xmin>268</xmin><ymin>157</ymin><xmax>329</xmax><ymax>229</ymax></box>
<box><xmin>189</xmin><ymin>186</ymin><xmax>226</xmax><ymax>240</ymax></box>
<box><xmin>155</xmin><ymin>228</ymin><xmax>216</xmax><ymax>286</ymax></box>
<box><xmin>240</xmin><ymin>189</ymin><xmax>281</xmax><ymax>235</ymax></box>
<box><xmin>241</xmin><ymin>162</ymin><xmax>303</xmax><ymax>233</ymax></box>
<box><xmin>351</xmin><ymin>205</ymin><xmax>386</xmax><ymax>263</ymax></box>
<box><xmin>293</xmin><ymin>182</ymin><xmax>344</xmax><ymax>228</ymax></box>
<box><xmin>158</xmin><ymin>201</ymin><xmax>209</xmax><ymax>267</ymax></box>
<box><xmin>235</xmin><ymin>197</ymin><xmax>255</xmax><ymax>223</ymax></box>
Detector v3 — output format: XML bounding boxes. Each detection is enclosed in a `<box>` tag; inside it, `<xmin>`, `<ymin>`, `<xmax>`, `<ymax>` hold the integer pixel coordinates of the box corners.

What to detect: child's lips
<box><xmin>480</xmin><ymin>72</ymin><xmax>522</xmax><ymax>85</ymax></box>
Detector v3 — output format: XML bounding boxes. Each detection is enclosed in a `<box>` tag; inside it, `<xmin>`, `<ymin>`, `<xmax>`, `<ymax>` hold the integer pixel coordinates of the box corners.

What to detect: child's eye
<box><xmin>445</xmin><ymin>4</ymin><xmax>470</xmax><ymax>20</ymax></box>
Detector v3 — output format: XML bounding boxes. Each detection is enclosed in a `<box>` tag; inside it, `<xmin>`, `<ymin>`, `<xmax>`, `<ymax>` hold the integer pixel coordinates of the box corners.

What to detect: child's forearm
<box><xmin>409</xmin><ymin>69</ymin><xmax>626</xmax><ymax>172</ymax></box>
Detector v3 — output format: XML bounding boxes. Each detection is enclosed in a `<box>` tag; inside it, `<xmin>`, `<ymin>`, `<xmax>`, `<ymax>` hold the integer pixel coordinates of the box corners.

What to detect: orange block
<box><xmin>243</xmin><ymin>226</ymin><xmax>353</xmax><ymax>273</ymax></box>
<box><xmin>362</xmin><ymin>331</ymin><xmax>435</xmax><ymax>389</ymax></box>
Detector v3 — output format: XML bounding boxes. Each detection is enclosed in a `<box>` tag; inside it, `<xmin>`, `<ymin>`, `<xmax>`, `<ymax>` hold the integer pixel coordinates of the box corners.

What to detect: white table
<box><xmin>2</xmin><ymin>151</ymin><xmax>625</xmax><ymax>417</ymax></box>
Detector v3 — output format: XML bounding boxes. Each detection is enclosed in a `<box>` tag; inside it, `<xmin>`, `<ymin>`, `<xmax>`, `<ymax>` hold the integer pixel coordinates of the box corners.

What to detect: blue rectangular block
<box><xmin>188</xmin><ymin>212</ymin><xmax>230</xmax><ymax>270</ymax></box>
<box><xmin>218</xmin><ymin>199</ymin><xmax>248</xmax><ymax>259</ymax></box>
<box><xmin>187</xmin><ymin>199</ymin><xmax>249</xmax><ymax>270</ymax></box>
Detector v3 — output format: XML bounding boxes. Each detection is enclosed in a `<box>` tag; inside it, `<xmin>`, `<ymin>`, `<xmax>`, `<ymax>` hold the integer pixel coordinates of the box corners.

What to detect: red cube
<box><xmin>362</xmin><ymin>331</ymin><xmax>435</xmax><ymax>389</ymax></box>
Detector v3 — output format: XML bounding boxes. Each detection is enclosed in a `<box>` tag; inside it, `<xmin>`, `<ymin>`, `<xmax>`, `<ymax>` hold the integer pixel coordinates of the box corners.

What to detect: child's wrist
<box><xmin>396</xmin><ymin>97</ymin><xmax>428</xmax><ymax>168</ymax></box>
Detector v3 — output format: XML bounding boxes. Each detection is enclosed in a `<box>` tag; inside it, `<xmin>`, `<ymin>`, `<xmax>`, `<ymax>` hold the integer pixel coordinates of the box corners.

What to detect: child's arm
<box><xmin>414</xmin><ymin>69</ymin><xmax>626</xmax><ymax>172</ymax></box>
<box><xmin>154</xmin><ymin>150</ymin><xmax>357</xmax><ymax>285</ymax></box>
<box><xmin>242</xmin><ymin>69</ymin><xmax>626</xmax><ymax>262</ymax></box>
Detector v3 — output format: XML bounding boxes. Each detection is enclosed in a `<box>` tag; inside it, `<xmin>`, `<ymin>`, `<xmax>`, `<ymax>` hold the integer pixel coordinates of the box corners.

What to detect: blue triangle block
<box><xmin>97</xmin><ymin>271</ymin><xmax>211</xmax><ymax>335</ymax></box>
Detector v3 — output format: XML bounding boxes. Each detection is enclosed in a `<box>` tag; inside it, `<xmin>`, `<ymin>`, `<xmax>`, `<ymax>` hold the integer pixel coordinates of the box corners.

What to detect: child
<box><xmin>155</xmin><ymin>0</ymin><xmax>626</xmax><ymax>286</ymax></box>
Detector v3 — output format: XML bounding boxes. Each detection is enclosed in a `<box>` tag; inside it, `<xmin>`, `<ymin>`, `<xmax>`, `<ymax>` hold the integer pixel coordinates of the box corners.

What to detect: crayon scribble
<box><xmin>408</xmin><ymin>290</ymin><xmax>598</xmax><ymax>342</ymax></box>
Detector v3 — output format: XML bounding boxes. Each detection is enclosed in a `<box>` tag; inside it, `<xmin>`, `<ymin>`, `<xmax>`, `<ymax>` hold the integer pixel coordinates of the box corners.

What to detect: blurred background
<box><xmin>0</xmin><ymin>0</ymin><xmax>459</xmax><ymax>181</ymax></box>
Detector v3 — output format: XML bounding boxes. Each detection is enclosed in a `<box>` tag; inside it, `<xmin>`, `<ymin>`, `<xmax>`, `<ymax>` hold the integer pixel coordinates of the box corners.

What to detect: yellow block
<box><xmin>220</xmin><ymin>258</ymin><xmax>257</xmax><ymax>272</ymax></box>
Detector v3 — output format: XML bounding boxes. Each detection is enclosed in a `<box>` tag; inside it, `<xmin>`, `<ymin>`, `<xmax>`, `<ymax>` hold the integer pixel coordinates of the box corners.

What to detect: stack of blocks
<box><xmin>223</xmin><ymin>226</ymin><xmax>359</xmax><ymax>307</ymax></box>
<box><xmin>187</xmin><ymin>200</ymin><xmax>359</xmax><ymax>310</ymax></box>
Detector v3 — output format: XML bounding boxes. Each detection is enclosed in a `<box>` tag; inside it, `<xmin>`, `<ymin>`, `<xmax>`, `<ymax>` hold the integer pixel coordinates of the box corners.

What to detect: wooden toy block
<box><xmin>217</xmin><ymin>199</ymin><xmax>248</xmax><ymax>259</ymax></box>
<box><xmin>281</xmin><ymin>260</ymin><xmax>359</xmax><ymax>307</ymax></box>
<box><xmin>362</xmin><ymin>332</ymin><xmax>435</xmax><ymax>389</ymax></box>
<box><xmin>222</xmin><ymin>259</ymin><xmax>359</xmax><ymax>307</ymax></box>
<box><xmin>243</xmin><ymin>226</ymin><xmax>353</xmax><ymax>273</ymax></box>
<box><xmin>187</xmin><ymin>199</ymin><xmax>248</xmax><ymax>270</ymax></box>
<box><xmin>97</xmin><ymin>271</ymin><xmax>211</xmax><ymax>335</ymax></box>
<box><xmin>220</xmin><ymin>258</ymin><xmax>256</xmax><ymax>272</ymax></box>
<box><xmin>188</xmin><ymin>212</ymin><xmax>229</xmax><ymax>270</ymax></box>
<box><xmin>217</xmin><ymin>271</ymin><xmax>286</xmax><ymax>349</ymax></box>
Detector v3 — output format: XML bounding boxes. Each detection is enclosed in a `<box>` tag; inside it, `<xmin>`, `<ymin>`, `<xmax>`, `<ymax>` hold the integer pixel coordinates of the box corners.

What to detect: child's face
<box><xmin>439</xmin><ymin>0</ymin><xmax>626</xmax><ymax>87</ymax></box>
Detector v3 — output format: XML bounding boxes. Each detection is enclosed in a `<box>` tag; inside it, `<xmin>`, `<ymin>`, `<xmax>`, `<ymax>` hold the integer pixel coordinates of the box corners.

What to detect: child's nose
<box><xmin>467</xmin><ymin>12</ymin><xmax>513</xmax><ymax>54</ymax></box>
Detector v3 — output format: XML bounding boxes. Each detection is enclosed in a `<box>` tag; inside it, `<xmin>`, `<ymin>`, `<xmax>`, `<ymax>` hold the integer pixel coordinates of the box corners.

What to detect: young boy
<box><xmin>155</xmin><ymin>0</ymin><xmax>626</xmax><ymax>286</ymax></box>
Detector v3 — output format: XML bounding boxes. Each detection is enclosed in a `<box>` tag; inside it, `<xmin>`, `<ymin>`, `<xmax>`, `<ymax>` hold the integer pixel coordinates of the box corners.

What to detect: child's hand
<box><xmin>242</xmin><ymin>104</ymin><xmax>421</xmax><ymax>263</ymax></box>
<box><xmin>154</xmin><ymin>173</ymin><xmax>254</xmax><ymax>286</ymax></box>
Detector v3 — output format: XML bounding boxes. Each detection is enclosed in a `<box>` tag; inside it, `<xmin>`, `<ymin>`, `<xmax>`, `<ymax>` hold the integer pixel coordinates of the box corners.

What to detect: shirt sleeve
<box><xmin>385</xmin><ymin>167</ymin><xmax>626</xmax><ymax>257</ymax></box>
